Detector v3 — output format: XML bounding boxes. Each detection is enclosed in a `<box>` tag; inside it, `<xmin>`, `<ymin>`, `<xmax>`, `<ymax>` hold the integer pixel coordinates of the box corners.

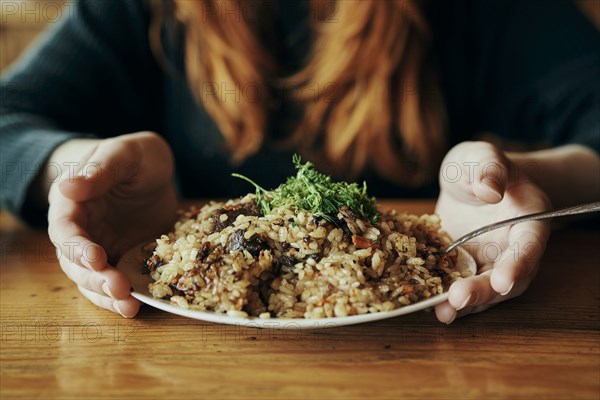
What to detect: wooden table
<box><xmin>1</xmin><ymin>201</ymin><xmax>599</xmax><ymax>399</ymax></box>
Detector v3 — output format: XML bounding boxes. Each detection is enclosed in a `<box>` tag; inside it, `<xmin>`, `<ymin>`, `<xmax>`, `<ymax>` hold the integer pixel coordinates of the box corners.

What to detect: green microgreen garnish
<box><xmin>232</xmin><ymin>155</ymin><xmax>379</xmax><ymax>224</ymax></box>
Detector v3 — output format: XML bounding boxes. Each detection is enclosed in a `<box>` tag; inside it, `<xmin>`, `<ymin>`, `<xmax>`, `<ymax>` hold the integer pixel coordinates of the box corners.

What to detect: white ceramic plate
<box><xmin>117</xmin><ymin>243</ymin><xmax>476</xmax><ymax>329</ymax></box>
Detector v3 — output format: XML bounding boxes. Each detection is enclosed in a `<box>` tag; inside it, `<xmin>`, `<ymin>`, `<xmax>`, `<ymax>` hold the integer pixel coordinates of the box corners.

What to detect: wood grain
<box><xmin>1</xmin><ymin>201</ymin><xmax>598</xmax><ymax>400</ymax></box>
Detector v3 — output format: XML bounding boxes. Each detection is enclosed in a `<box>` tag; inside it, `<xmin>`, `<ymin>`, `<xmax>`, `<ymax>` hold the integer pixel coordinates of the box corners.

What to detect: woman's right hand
<box><xmin>47</xmin><ymin>132</ymin><xmax>178</xmax><ymax>317</ymax></box>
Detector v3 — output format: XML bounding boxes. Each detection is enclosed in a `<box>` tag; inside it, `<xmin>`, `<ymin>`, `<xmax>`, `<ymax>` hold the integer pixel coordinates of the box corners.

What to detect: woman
<box><xmin>1</xmin><ymin>0</ymin><xmax>598</xmax><ymax>322</ymax></box>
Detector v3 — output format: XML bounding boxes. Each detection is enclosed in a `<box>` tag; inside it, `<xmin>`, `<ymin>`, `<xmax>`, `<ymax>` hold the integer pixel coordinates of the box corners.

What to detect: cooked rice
<box><xmin>144</xmin><ymin>194</ymin><xmax>470</xmax><ymax>319</ymax></box>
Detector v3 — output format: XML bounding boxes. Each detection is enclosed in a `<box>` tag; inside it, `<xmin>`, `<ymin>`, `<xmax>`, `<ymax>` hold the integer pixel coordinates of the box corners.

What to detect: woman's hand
<box><xmin>434</xmin><ymin>141</ymin><xmax>552</xmax><ymax>323</ymax></box>
<box><xmin>47</xmin><ymin>132</ymin><xmax>178</xmax><ymax>317</ymax></box>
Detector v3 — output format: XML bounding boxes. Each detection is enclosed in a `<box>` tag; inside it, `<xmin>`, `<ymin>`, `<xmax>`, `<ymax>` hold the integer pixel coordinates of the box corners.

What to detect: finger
<box><xmin>59</xmin><ymin>257</ymin><xmax>132</xmax><ymax>300</ymax></box>
<box><xmin>58</xmin><ymin>137</ymin><xmax>142</xmax><ymax>202</ymax></box>
<box><xmin>78</xmin><ymin>287</ymin><xmax>140</xmax><ymax>318</ymax></box>
<box><xmin>436</xmin><ymin>273</ymin><xmax>503</xmax><ymax>324</ymax></box>
<box><xmin>446</xmin><ymin>269</ymin><xmax>501</xmax><ymax>311</ymax></box>
<box><xmin>439</xmin><ymin>141</ymin><xmax>509</xmax><ymax>204</ymax></box>
<box><xmin>446</xmin><ymin>259</ymin><xmax>538</xmax><ymax>315</ymax></box>
<box><xmin>442</xmin><ymin>223</ymin><xmax>548</xmax><ymax>317</ymax></box>
<box><xmin>48</xmin><ymin>204</ymin><xmax>108</xmax><ymax>271</ymax></box>
<box><xmin>58</xmin><ymin>132</ymin><xmax>174</xmax><ymax>202</ymax></box>
<box><xmin>435</xmin><ymin>301</ymin><xmax>457</xmax><ymax>324</ymax></box>
<box><xmin>489</xmin><ymin>221</ymin><xmax>548</xmax><ymax>295</ymax></box>
<box><xmin>48</xmin><ymin>176</ymin><xmax>109</xmax><ymax>271</ymax></box>
<box><xmin>472</xmin><ymin>156</ymin><xmax>509</xmax><ymax>205</ymax></box>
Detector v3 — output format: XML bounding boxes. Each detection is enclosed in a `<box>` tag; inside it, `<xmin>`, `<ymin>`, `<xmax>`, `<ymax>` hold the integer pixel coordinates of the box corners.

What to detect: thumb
<box><xmin>439</xmin><ymin>141</ymin><xmax>510</xmax><ymax>205</ymax></box>
<box><xmin>59</xmin><ymin>137</ymin><xmax>141</xmax><ymax>202</ymax></box>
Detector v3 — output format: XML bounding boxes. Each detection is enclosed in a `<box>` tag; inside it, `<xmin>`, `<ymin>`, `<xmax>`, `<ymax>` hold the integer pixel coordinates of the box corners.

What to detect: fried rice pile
<box><xmin>143</xmin><ymin>195</ymin><xmax>469</xmax><ymax>319</ymax></box>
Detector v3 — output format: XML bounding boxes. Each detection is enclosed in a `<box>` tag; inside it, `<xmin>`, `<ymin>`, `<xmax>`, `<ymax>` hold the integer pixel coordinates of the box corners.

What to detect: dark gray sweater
<box><xmin>1</xmin><ymin>0</ymin><xmax>599</xmax><ymax>226</ymax></box>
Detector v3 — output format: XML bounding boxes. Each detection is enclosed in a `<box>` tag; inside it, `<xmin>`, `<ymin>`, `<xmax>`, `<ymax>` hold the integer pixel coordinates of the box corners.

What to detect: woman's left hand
<box><xmin>434</xmin><ymin>141</ymin><xmax>552</xmax><ymax>323</ymax></box>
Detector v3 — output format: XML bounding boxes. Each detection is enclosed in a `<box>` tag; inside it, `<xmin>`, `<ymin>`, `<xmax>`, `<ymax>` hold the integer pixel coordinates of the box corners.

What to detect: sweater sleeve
<box><xmin>0</xmin><ymin>0</ymin><xmax>163</xmax><ymax>227</ymax></box>
<box><xmin>468</xmin><ymin>0</ymin><xmax>600</xmax><ymax>154</ymax></box>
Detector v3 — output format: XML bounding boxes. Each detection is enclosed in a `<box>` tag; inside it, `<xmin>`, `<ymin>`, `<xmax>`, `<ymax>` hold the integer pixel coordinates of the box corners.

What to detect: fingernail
<box><xmin>457</xmin><ymin>293</ymin><xmax>473</xmax><ymax>311</ymax></box>
<box><xmin>501</xmin><ymin>282</ymin><xmax>514</xmax><ymax>296</ymax></box>
<box><xmin>445</xmin><ymin>312</ymin><xmax>456</xmax><ymax>325</ymax></box>
<box><xmin>102</xmin><ymin>281</ymin><xmax>115</xmax><ymax>298</ymax></box>
<box><xmin>82</xmin><ymin>257</ymin><xmax>93</xmax><ymax>269</ymax></box>
<box><xmin>483</xmin><ymin>179</ymin><xmax>503</xmax><ymax>201</ymax></box>
<box><xmin>113</xmin><ymin>301</ymin><xmax>130</xmax><ymax>318</ymax></box>
<box><xmin>79</xmin><ymin>167</ymin><xmax>98</xmax><ymax>180</ymax></box>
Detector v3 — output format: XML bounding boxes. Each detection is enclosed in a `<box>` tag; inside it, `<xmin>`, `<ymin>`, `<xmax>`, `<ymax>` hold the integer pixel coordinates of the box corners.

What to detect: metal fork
<box><xmin>445</xmin><ymin>201</ymin><xmax>600</xmax><ymax>254</ymax></box>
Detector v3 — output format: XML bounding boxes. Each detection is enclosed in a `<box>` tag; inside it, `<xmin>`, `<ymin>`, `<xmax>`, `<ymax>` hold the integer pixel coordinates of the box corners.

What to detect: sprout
<box><xmin>232</xmin><ymin>155</ymin><xmax>379</xmax><ymax>224</ymax></box>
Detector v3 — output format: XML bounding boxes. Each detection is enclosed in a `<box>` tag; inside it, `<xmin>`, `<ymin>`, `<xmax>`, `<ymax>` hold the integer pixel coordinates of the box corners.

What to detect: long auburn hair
<box><xmin>151</xmin><ymin>0</ymin><xmax>446</xmax><ymax>185</ymax></box>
